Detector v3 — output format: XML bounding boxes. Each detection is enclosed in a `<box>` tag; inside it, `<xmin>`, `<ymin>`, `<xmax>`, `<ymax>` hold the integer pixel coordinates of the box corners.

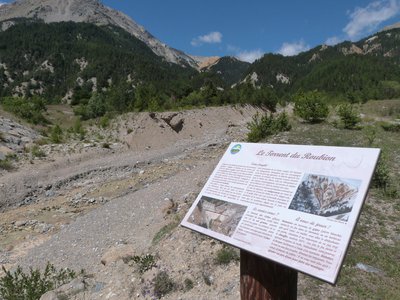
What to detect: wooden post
<box><xmin>240</xmin><ymin>250</ymin><xmax>298</xmax><ymax>300</ymax></box>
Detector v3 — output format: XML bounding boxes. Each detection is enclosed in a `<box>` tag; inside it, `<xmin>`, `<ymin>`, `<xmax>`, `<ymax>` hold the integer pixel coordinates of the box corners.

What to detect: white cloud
<box><xmin>325</xmin><ymin>36</ymin><xmax>343</xmax><ymax>46</ymax></box>
<box><xmin>191</xmin><ymin>31</ymin><xmax>222</xmax><ymax>47</ymax></box>
<box><xmin>344</xmin><ymin>0</ymin><xmax>400</xmax><ymax>39</ymax></box>
<box><xmin>278</xmin><ymin>40</ymin><xmax>310</xmax><ymax>56</ymax></box>
<box><xmin>236</xmin><ymin>49</ymin><xmax>264</xmax><ymax>63</ymax></box>
<box><xmin>227</xmin><ymin>45</ymin><xmax>263</xmax><ymax>63</ymax></box>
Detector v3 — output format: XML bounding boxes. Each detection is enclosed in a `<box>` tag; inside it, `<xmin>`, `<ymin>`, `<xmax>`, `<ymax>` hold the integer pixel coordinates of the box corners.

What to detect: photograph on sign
<box><xmin>288</xmin><ymin>174</ymin><xmax>362</xmax><ymax>222</ymax></box>
<box><xmin>181</xmin><ymin>142</ymin><xmax>380</xmax><ymax>284</ymax></box>
<box><xmin>187</xmin><ymin>196</ymin><xmax>246</xmax><ymax>237</ymax></box>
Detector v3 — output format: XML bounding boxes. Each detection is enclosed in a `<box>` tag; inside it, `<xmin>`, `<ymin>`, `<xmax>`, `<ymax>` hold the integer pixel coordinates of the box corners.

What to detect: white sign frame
<box><xmin>181</xmin><ymin>142</ymin><xmax>380</xmax><ymax>284</ymax></box>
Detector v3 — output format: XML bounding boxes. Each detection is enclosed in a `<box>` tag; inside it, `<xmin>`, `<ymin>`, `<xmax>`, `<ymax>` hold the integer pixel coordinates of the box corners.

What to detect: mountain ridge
<box><xmin>0</xmin><ymin>3</ymin><xmax>399</xmax><ymax>109</ymax></box>
<box><xmin>0</xmin><ymin>0</ymin><xmax>198</xmax><ymax>68</ymax></box>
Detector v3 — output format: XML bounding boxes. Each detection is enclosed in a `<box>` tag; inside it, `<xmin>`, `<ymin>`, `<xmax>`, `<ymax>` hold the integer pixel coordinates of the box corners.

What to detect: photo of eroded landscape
<box><xmin>188</xmin><ymin>196</ymin><xmax>247</xmax><ymax>237</ymax></box>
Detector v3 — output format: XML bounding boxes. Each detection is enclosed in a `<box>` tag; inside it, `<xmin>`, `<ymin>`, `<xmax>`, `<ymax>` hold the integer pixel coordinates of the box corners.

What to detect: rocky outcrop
<box><xmin>0</xmin><ymin>116</ymin><xmax>40</xmax><ymax>157</ymax></box>
<box><xmin>341</xmin><ymin>44</ymin><xmax>363</xmax><ymax>55</ymax></box>
<box><xmin>190</xmin><ymin>56</ymin><xmax>221</xmax><ymax>70</ymax></box>
<box><xmin>382</xmin><ymin>22</ymin><xmax>400</xmax><ymax>32</ymax></box>
<box><xmin>0</xmin><ymin>0</ymin><xmax>197</xmax><ymax>68</ymax></box>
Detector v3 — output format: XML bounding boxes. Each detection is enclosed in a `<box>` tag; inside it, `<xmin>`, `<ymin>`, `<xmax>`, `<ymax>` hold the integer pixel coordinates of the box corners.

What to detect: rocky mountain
<box><xmin>0</xmin><ymin>0</ymin><xmax>197</xmax><ymax>68</ymax></box>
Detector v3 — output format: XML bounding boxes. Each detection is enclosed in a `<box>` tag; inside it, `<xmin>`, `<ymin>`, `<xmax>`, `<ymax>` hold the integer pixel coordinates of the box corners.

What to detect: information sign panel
<box><xmin>181</xmin><ymin>143</ymin><xmax>380</xmax><ymax>284</ymax></box>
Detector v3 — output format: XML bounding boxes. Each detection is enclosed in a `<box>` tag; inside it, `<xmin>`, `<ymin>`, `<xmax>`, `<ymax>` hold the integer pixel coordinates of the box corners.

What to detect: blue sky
<box><xmin>100</xmin><ymin>0</ymin><xmax>400</xmax><ymax>61</ymax></box>
<box><xmin>2</xmin><ymin>0</ymin><xmax>400</xmax><ymax>62</ymax></box>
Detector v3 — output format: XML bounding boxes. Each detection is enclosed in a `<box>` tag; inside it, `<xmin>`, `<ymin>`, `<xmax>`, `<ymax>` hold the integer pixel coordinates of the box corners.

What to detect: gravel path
<box><xmin>17</xmin><ymin>145</ymin><xmax>221</xmax><ymax>273</ymax></box>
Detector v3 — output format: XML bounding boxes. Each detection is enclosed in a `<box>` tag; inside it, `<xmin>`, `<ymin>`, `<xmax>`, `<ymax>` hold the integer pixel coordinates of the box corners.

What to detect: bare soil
<box><xmin>0</xmin><ymin>105</ymin><xmax>259</xmax><ymax>299</ymax></box>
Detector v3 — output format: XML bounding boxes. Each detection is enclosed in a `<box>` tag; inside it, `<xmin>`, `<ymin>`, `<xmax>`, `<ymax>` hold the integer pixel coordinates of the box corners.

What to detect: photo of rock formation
<box><xmin>289</xmin><ymin>174</ymin><xmax>361</xmax><ymax>221</ymax></box>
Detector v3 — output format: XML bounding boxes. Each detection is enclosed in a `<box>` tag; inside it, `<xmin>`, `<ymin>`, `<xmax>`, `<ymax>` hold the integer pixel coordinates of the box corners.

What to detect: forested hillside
<box><xmin>0</xmin><ymin>20</ymin><xmax>195</xmax><ymax>101</ymax></box>
<box><xmin>1</xmin><ymin>19</ymin><xmax>400</xmax><ymax>121</ymax></box>
<box><xmin>245</xmin><ymin>28</ymin><xmax>400</xmax><ymax>102</ymax></box>
<box><xmin>204</xmin><ymin>57</ymin><xmax>250</xmax><ymax>86</ymax></box>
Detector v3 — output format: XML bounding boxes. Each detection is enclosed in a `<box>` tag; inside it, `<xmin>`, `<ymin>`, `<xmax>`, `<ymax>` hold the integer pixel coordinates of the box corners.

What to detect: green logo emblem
<box><xmin>231</xmin><ymin>144</ymin><xmax>242</xmax><ymax>154</ymax></box>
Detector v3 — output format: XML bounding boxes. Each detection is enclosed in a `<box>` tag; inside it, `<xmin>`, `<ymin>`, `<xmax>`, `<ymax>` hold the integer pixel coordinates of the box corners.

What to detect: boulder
<box><xmin>101</xmin><ymin>244</ymin><xmax>135</xmax><ymax>266</ymax></box>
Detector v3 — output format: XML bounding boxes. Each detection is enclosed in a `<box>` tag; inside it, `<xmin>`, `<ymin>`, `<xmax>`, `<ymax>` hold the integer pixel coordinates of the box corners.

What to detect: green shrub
<box><xmin>363</xmin><ymin>125</ymin><xmax>377</xmax><ymax>146</ymax></box>
<box><xmin>87</xmin><ymin>93</ymin><xmax>106</xmax><ymax>118</ymax></box>
<box><xmin>129</xmin><ymin>254</ymin><xmax>157</xmax><ymax>274</ymax></box>
<box><xmin>1</xmin><ymin>153</ymin><xmax>18</xmax><ymax>170</ymax></box>
<box><xmin>247</xmin><ymin>111</ymin><xmax>291</xmax><ymax>142</ymax></box>
<box><xmin>274</xmin><ymin>111</ymin><xmax>291</xmax><ymax>132</ymax></box>
<box><xmin>72</xmin><ymin>105</ymin><xmax>87</xmax><ymax>120</ymax></box>
<box><xmin>337</xmin><ymin>103</ymin><xmax>361</xmax><ymax>129</ymax></box>
<box><xmin>71</xmin><ymin>120</ymin><xmax>86</xmax><ymax>140</ymax></box>
<box><xmin>99</xmin><ymin>116</ymin><xmax>110</xmax><ymax>128</ymax></box>
<box><xmin>147</xmin><ymin>97</ymin><xmax>161</xmax><ymax>112</ymax></box>
<box><xmin>215</xmin><ymin>246</ymin><xmax>239</xmax><ymax>265</ymax></box>
<box><xmin>153</xmin><ymin>271</ymin><xmax>175</xmax><ymax>298</ymax></box>
<box><xmin>5</xmin><ymin>153</ymin><xmax>18</xmax><ymax>160</ymax></box>
<box><xmin>0</xmin><ymin>263</ymin><xmax>76</xmax><ymax>300</ymax></box>
<box><xmin>0</xmin><ymin>153</ymin><xmax>18</xmax><ymax>171</ymax></box>
<box><xmin>381</xmin><ymin>122</ymin><xmax>400</xmax><ymax>132</ymax></box>
<box><xmin>371</xmin><ymin>150</ymin><xmax>398</xmax><ymax>198</ymax></box>
<box><xmin>73</xmin><ymin>93</ymin><xmax>106</xmax><ymax>120</ymax></box>
<box><xmin>183</xmin><ymin>278</ymin><xmax>194</xmax><ymax>291</ymax></box>
<box><xmin>372</xmin><ymin>150</ymin><xmax>390</xmax><ymax>191</ymax></box>
<box><xmin>0</xmin><ymin>158</ymin><xmax>13</xmax><ymax>170</ymax></box>
<box><xmin>293</xmin><ymin>90</ymin><xmax>329</xmax><ymax>123</ymax></box>
<box><xmin>31</xmin><ymin>145</ymin><xmax>46</xmax><ymax>158</ymax></box>
<box><xmin>380</xmin><ymin>80</ymin><xmax>400</xmax><ymax>99</ymax></box>
<box><xmin>50</xmin><ymin>125</ymin><xmax>63</xmax><ymax>144</ymax></box>
<box><xmin>0</xmin><ymin>96</ymin><xmax>48</xmax><ymax>125</ymax></box>
<box><xmin>372</xmin><ymin>157</ymin><xmax>390</xmax><ymax>190</ymax></box>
